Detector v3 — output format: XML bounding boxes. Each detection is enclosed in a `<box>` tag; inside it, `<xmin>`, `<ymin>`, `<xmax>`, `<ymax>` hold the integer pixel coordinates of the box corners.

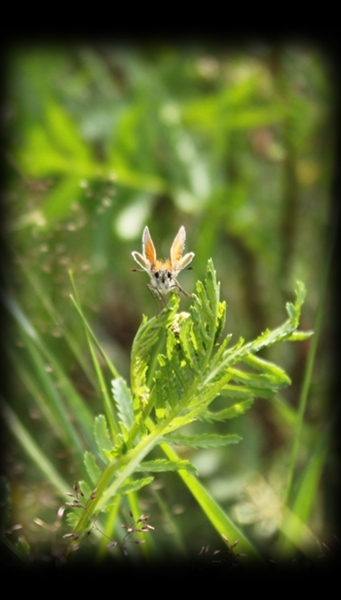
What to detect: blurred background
<box><xmin>2</xmin><ymin>43</ymin><xmax>336</xmax><ymax>562</ymax></box>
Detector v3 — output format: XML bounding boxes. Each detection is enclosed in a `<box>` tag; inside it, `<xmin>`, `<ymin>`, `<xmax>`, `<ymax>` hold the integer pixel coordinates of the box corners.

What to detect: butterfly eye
<box><xmin>154</xmin><ymin>272</ymin><xmax>159</xmax><ymax>279</ymax></box>
<box><xmin>167</xmin><ymin>271</ymin><xmax>172</xmax><ymax>279</ymax></box>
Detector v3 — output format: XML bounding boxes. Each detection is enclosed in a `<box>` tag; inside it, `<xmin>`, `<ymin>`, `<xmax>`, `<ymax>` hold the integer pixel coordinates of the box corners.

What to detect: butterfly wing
<box><xmin>131</xmin><ymin>226</ymin><xmax>156</xmax><ymax>271</ymax></box>
<box><xmin>176</xmin><ymin>252</ymin><xmax>195</xmax><ymax>271</ymax></box>
<box><xmin>170</xmin><ymin>226</ymin><xmax>186</xmax><ymax>264</ymax></box>
<box><xmin>131</xmin><ymin>251</ymin><xmax>150</xmax><ymax>271</ymax></box>
<box><xmin>171</xmin><ymin>226</ymin><xmax>194</xmax><ymax>272</ymax></box>
<box><xmin>143</xmin><ymin>226</ymin><xmax>157</xmax><ymax>265</ymax></box>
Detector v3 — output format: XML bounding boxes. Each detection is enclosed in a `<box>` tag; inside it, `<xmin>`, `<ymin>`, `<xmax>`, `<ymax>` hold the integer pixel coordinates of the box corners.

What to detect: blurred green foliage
<box><xmin>3</xmin><ymin>44</ymin><xmax>334</xmax><ymax>564</ymax></box>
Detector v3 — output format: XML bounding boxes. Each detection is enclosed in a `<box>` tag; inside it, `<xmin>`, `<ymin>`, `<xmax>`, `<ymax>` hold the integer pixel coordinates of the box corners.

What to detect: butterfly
<box><xmin>131</xmin><ymin>226</ymin><xmax>195</xmax><ymax>303</ymax></box>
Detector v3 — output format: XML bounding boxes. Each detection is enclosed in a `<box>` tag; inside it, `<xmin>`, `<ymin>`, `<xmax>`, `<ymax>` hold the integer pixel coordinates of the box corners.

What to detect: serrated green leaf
<box><xmin>164</xmin><ymin>433</ymin><xmax>242</xmax><ymax>448</ymax></box>
<box><xmin>188</xmin><ymin>259</ymin><xmax>221</xmax><ymax>363</ymax></box>
<box><xmin>214</xmin><ymin>300</ymin><xmax>226</xmax><ymax>344</ymax></box>
<box><xmin>79</xmin><ymin>480</ymin><xmax>92</xmax><ymax>500</ymax></box>
<box><xmin>130</xmin><ymin>318</ymin><xmax>159</xmax><ymax>398</ymax></box>
<box><xmin>136</xmin><ymin>458</ymin><xmax>197</xmax><ymax>475</ymax></box>
<box><xmin>229</xmin><ymin>367</ymin><xmax>290</xmax><ymax>389</ymax></box>
<box><xmin>220</xmin><ymin>384</ymin><xmax>255</xmax><ymax>399</ymax></box>
<box><xmin>66</xmin><ymin>510</ymin><xmax>84</xmax><ymax>528</ymax></box>
<box><xmin>163</xmin><ymin>412</ymin><xmax>201</xmax><ymax>433</ymax></box>
<box><xmin>102</xmin><ymin>448</ymin><xmax>117</xmax><ymax>460</ymax></box>
<box><xmin>218</xmin><ymin>292</ymin><xmax>308</xmax><ymax>362</ymax></box>
<box><xmin>242</xmin><ymin>354</ymin><xmax>291</xmax><ymax>385</ymax></box>
<box><xmin>154</xmin><ymin>334</ymin><xmax>197</xmax><ymax>417</ymax></box>
<box><xmin>94</xmin><ymin>415</ymin><xmax>113</xmax><ymax>458</ymax></box>
<box><xmin>111</xmin><ymin>378</ymin><xmax>134</xmax><ymax>430</ymax></box>
<box><xmin>199</xmin><ymin>398</ymin><xmax>254</xmax><ymax>421</ymax></box>
<box><xmin>208</xmin><ymin>333</ymin><xmax>233</xmax><ymax>372</ymax></box>
<box><xmin>154</xmin><ymin>358</ymin><xmax>179</xmax><ymax>414</ymax></box>
<box><xmin>116</xmin><ymin>476</ymin><xmax>154</xmax><ymax>496</ymax></box>
<box><xmin>84</xmin><ymin>451</ymin><xmax>102</xmax><ymax>485</ymax></box>
<box><xmin>178</xmin><ymin>317</ymin><xmax>201</xmax><ymax>372</ymax></box>
<box><xmin>130</xmin><ymin>298</ymin><xmax>179</xmax><ymax>401</ymax></box>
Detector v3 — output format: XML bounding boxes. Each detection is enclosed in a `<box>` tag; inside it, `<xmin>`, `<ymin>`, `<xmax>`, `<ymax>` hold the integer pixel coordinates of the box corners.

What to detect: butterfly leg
<box><xmin>170</xmin><ymin>277</ymin><xmax>192</xmax><ymax>299</ymax></box>
<box><xmin>147</xmin><ymin>284</ymin><xmax>168</xmax><ymax>313</ymax></box>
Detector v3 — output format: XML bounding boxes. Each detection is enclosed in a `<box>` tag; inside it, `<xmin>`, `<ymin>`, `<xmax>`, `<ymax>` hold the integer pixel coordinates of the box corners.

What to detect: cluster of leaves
<box><xmin>66</xmin><ymin>259</ymin><xmax>310</xmax><ymax>559</ymax></box>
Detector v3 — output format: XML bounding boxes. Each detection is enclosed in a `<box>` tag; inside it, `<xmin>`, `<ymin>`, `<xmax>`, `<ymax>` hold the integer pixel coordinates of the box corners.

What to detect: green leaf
<box><xmin>136</xmin><ymin>458</ymin><xmax>197</xmax><ymax>475</ymax></box>
<box><xmin>214</xmin><ymin>300</ymin><xmax>227</xmax><ymax>344</ymax></box>
<box><xmin>242</xmin><ymin>354</ymin><xmax>291</xmax><ymax>384</ymax></box>
<box><xmin>189</xmin><ymin>259</ymin><xmax>221</xmax><ymax>367</ymax></box>
<box><xmin>84</xmin><ymin>451</ymin><xmax>102</xmax><ymax>485</ymax></box>
<box><xmin>116</xmin><ymin>477</ymin><xmax>154</xmax><ymax>496</ymax></box>
<box><xmin>219</xmin><ymin>385</ymin><xmax>255</xmax><ymax>399</ymax></box>
<box><xmin>79</xmin><ymin>480</ymin><xmax>93</xmax><ymax>500</ymax></box>
<box><xmin>94</xmin><ymin>415</ymin><xmax>113</xmax><ymax>458</ymax></box>
<box><xmin>154</xmin><ymin>352</ymin><xmax>186</xmax><ymax>415</ymax></box>
<box><xmin>286</xmin><ymin>302</ymin><xmax>296</xmax><ymax>320</ymax></box>
<box><xmin>111</xmin><ymin>378</ymin><xmax>134</xmax><ymax>431</ymax></box>
<box><xmin>285</xmin><ymin>281</ymin><xmax>307</xmax><ymax>325</ymax></box>
<box><xmin>164</xmin><ymin>433</ymin><xmax>242</xmax><ymax>448</ymax></box>
<box><xmin>286</xmin><ymin>331</ymin><xmax>314</xmax><ymax>341</ymax></box>
<box><xmin>229</xmin><ymin>366</ymin><xmax>291</xmax><ymax>389</ymax></box>
<box><xmin>66</xmin><ymin>510</ymin><xmax>83</xmax><ymax>528</ymax></box>
<box><xmin>199</xmin><ymin>398</ymin><xmax>254</xmax><ymax>421</ymax></box>
<box><xmin>154</xmin><ymin>336</ymin><xmax>196</xmax><ymax>417</ymax></box>
<box><xmin>130</xmin><ymin>298</ymin><xmax>179</xmax><ymax>403</ymax></box>
<box><xmin>178</xmin><ymin>314</ymin><xmax>204</xmax><ymax>373</ymax></box>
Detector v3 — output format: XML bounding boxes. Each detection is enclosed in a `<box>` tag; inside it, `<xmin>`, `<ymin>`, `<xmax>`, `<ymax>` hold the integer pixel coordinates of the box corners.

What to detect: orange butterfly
<box><xmin>132</xmin><ymin>226</ymin><xmax>195</xmax><ymax>302</ymax></box>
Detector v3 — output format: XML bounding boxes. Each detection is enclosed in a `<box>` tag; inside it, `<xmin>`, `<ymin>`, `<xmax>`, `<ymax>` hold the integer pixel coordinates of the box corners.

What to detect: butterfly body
<box><xmin>132</xmin><ymin>226</ymin><xmax>194</xmax><ymax>300</ymax></box>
